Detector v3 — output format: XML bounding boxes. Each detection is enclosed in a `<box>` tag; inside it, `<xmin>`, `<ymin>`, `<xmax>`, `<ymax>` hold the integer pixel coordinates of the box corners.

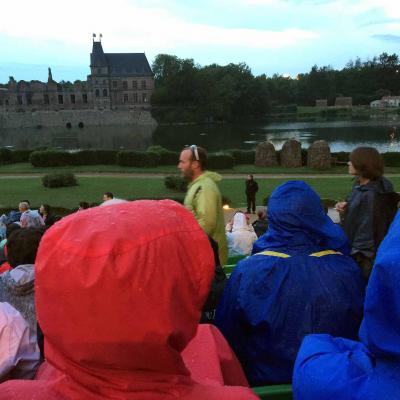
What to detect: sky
<box><xmin>0</xmin><ymin>0</ymin><xmax>399</xmax><ymax>83</ymax></box>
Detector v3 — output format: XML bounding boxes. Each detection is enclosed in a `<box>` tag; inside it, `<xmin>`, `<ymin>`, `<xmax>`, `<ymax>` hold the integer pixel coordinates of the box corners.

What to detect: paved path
<box><xmin>1</xmin><ymin>172</ymin><xmax>400</xmax><ymax>179</ymax></box>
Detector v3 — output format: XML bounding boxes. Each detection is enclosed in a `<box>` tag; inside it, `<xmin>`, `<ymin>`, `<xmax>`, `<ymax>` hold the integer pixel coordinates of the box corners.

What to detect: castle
<box><xmin>0</xmin><ymin>38</ymin><xmax>154</xmax><ymax>112</ymax></box>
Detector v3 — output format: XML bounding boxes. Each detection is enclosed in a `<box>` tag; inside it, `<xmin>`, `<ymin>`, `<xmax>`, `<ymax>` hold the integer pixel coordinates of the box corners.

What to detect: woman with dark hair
<box><xmin>335</xmin><ymin>146</ymin><xmax>397</xmax><ymax>280</ymax></box>
<box><xmin>39</xmin><ymin>204</ymin><xmax>57</xmax><ymax>228</ymax></box>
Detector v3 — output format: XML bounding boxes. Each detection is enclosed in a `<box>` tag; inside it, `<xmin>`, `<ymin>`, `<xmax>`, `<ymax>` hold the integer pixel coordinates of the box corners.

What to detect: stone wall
<box><xmin>0</xmin><ymin>109</ymin><xmax>157</xmax><ymax>130</ymax></box>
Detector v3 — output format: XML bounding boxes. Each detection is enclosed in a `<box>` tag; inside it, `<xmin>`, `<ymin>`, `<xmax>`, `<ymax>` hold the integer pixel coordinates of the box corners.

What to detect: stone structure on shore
<box><xmin>307</xmin><ymin>140</ymin><xmax>331</xmax><ymax>169</ymax></box>
<box><xmin>280</xmin><ymin>139</ymin><xmax>302</xmax><ymax>168</ymax></box>
<box><xmin>0</xmin><ymin>36</ymin><xmax>154</xmax><ymax>112</ymax></box>
<box><xmin>255</xmin><ymin>141</ymin><xmax>278</xmax><ymax>167</ymax></box>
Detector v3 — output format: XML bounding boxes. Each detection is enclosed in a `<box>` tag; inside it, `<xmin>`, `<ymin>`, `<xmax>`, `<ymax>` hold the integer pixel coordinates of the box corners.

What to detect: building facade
<box><xmin>0</xmin><ymin>38</ymin><xmax>154</xmax><ymax>112</ymax></box>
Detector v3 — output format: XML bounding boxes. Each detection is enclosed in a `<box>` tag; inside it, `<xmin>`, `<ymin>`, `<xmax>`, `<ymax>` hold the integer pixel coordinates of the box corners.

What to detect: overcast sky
<box><xmin>1</xmin><ymin>0</ymin><xmax>399</xmax><ymax>82</ymax></box>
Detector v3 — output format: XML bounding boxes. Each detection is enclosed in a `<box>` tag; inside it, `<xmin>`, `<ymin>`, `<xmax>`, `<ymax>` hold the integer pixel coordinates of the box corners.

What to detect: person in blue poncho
<box><xmin>293</xmin><ymin>209</ymin><xmax>400</xmax><ymax>400</ymax></box>
<box><xmin>215</xmin><ymin>181</ymin><xmax>365</xmax><ymax>386</ymax></box>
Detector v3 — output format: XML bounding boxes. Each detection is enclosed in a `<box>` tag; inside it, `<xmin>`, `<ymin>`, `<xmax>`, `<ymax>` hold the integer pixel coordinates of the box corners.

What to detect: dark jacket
<box><xmin>342</xmin><ymin>176</ymin><xmax>394</xmax><ymax>257</ymax></box>
<box><xmin>252</xmin><ymin>219</ymin><xmax>268</xmax><ymax>237</ymax></box>
<box><xmin>245</xmin><ymin>180</ymin><xmax>258</xmax><ymax>197</ymax></box>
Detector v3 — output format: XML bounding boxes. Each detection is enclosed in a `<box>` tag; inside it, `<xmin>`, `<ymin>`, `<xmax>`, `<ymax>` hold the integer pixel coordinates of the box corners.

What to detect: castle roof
<box><xmin>90</xmin><ymin>41</ymin><xmax>153</xmax><ymax>77</ymax></box>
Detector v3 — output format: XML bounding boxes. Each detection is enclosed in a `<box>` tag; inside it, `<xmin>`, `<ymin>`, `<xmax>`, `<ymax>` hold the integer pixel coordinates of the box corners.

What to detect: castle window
<box><xmin>123</xmin><ymin>81</ymin><xmax>128</xmax><ymax>90</ymax></box>
<box><xmin>58</xmin><ymin>95</ymin><xmax>63</xmax><ymax>104</ymax></box>
<box><xmin>103</xmin><ymin>80</ymin><xmax>106</xmax><ymax>84</ymax></box>
<box><xmin>141</xmin><ymin>80</ymin><xmax>146</xmax><ymax>89</ymax></box>
<box><xmin>43</xmin><ymin>94</ymin><xmax>49</xmax><ymax>104</ymax></box>
<box><xmin>95</xmin><ymin>89</ymin><xmax>100</xmax><ymax>97</ymax></box>
<box><xmin>133</xmin><ymin>93</ymin><xmax>138</xmax><ymax>103</ymax></box>
<box><xmin>103</xmin><ymin>89</ymin><xmax>108</xmax><ymax>97</ymax></box>
<box><xmin>123</xmin><ymin>94</ymin><xmax>129</xmax><ymax>103</ymax></box>
<box><xmin>142</xmin><ymin>93</ymin><xmax>147</xmax><ymax>103</ymax></box>
<box><xmin>132</xmin><ymin>80</ymin><xmax>137</xmax><ymax>89</ymax></box>
<box><xmin>5</xmin><ymin>100</ymin><xmax>9</xmax><ymax>106</ymax></box>
<box><xmin>17</xmin><ymin>95</ymin><xmax>23</xmax><ymax>105</ymax></box>
<box><xmin>113</xmin><ymin>81</ymin><xmax>117</xmax><ymax>88</ymax></box>
<box><xmin>82</xmin><ymin>94</ymin><xmax>88</xmax><ymax>103</ymax></box>
<box><xmin>97</xmin><ymin>68</ymin><xmax>101</xmax><ymax>74</ymax></box>
<box><xmin>70</xmin><ymin>94</ymin><xmax>76</xmax><ymax>104</ymax></box>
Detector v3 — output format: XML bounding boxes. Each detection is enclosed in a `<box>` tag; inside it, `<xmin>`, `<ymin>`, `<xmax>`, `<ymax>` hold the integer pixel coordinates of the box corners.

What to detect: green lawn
<box><xmin>2</xmin><ymin>176</ymin><xmax>400</xmax><ymax>210</ymax></box>
<box><xmin>3</xmin><ymin>162</ymin><xmax>400</xmax><ymax>175</ymax></box>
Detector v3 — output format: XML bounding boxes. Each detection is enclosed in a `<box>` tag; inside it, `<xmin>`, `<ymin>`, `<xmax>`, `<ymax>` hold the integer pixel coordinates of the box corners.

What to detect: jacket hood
<box><xmin>35</xmin><ymin>200</ymin><xmax>215</xmax><ymax>396</ymax></box>
<box><xmin>253</xmin><ymin>181</ymin><xmax>350</xmax><ymax>255</ymax></box>
<box><xmin>232</xmin><ymin>213</ymin><xmax>250</xmax><ymax>232</ymax></box>
<box><xmin>359</xmin><ymin>209</ymin><xmax>400</xmax><ymax>358</ymax></box>
<box><xmin>2</xmin><ymin>265</ymin><xmax>35</xmax><ymax>296</ymax></box>
<box><xmin>189</xmin><ymin>171</ymin><xmax>222</xmax><ymax>187</ymax></box>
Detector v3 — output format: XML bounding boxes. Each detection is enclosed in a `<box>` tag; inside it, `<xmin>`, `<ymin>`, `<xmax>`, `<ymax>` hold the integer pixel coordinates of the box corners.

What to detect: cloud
<box><xmin>0</xmin><ymin>0</ymin><xmax>317</xmax><ymax>52</ymax></box>
<box><xmin>372</xmin><ymin>34</ymin><xmax>400</xmax><ymax>43</ymax></box>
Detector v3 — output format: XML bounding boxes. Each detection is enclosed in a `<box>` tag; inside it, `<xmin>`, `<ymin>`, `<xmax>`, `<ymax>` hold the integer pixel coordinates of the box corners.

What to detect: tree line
<box><xmin>151</xmin><ymin>52</ymin><xmax>400</xmax><ymax>123</ymax></box>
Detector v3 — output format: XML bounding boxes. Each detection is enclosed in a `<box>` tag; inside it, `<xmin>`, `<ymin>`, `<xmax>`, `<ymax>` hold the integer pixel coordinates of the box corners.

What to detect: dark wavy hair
<box><xmin>7</xmin><ymin>228</ymin><xmax>43</xmax><ymax>268</ymax></box>
<box><xmin>350</xmin><ymin>146</ymin><xmax>384</xmax><ymax>180</ymax></box>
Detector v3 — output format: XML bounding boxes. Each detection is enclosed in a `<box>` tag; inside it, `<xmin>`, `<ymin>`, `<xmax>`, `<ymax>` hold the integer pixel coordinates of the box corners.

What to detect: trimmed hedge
<box><xmin>227</xmin><ymin>149</ymin><xmax>255</xmax><ymax>164</ymax></box>
<box><xmin>0</xmin><ymin>148</ymin><xmax>12</xmax><ymax>164</ymax></box>
<box><xmin>30</xmin><ymin>151</ymin><xmax>73</xmax><ymax>167</ymax></box>
<box><xmin>164</xmin><ymin>175</ymin><xmax>188</xmax><ymax>192</ymax></box>
<box><xmin>117</xmin><ymin>151</ymin><xmax>160</xmax><ymax>167</ymax></box>
<box><xmin>382</xmin><ymin>152</ymin><xmax>400</xmax><ymax>167</ymax></box>
<box><xmin>147</xmin><ymin>146</ymin><xmax>179</xmax><ymax>165</ymax></box>
<box><xmin>208</xmin><ymin>153</ymin><xmax>235</xmax><ymax>169</ymax></box>
<box><xmin>11</xmin><ymin>150</ymin><xmax>33</xmax><ymax>163</ymax></box>
<box><xmin>42</xmin><ymin>173</ymin><xmax>78</xmax><ymax>188</ymax></box>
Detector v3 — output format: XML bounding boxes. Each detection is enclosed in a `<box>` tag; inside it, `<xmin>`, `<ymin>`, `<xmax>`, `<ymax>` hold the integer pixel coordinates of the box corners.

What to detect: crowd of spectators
<box><xmin>0</xmin><ymin>145</ymin><xmax>398</xmax><ymax>399</ymax></box>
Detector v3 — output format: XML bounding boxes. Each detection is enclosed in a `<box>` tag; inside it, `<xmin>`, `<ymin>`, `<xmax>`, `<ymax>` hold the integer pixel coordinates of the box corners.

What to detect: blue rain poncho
<box><xmin>215</xmin><ymin>181</ymin><xmax>364</xmax><ymax>386</ymax></box>
<box><xmin>293</xmin><ymin>209</ymin><xmax>400</xmax><ymax>400</ymax></box>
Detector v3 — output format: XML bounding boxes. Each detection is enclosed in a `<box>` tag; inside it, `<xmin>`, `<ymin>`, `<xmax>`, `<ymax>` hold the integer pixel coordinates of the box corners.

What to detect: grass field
<box><xmin>2</xmin><ymin>176</ymin><xmax>400</xmax><ymax>210</ymax></box>
<box><xmin>2</xmin><ymin>162</ymin><xmax>400</xmax><ymax>175</ymax></box>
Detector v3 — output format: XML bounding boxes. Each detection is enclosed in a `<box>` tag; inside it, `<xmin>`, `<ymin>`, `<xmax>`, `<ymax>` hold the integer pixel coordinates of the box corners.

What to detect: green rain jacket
<box><xmin>184</xmin><ymin>171</ymin><xmax>228</xmax><ymax>265</ymax></box>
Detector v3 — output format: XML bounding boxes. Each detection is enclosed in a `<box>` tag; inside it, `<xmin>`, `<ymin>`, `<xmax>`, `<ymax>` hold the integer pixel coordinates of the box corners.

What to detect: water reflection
<box><xmin>0</xmin><ymin>119</ymin><xmax>399</xmax><ymax>153</ymax></box>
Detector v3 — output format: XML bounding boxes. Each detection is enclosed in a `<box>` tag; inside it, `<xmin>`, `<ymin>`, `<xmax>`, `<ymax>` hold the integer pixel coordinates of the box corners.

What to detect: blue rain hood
<box><xmin>293</xmin><ymin>210</ymin><xmax>400</xmax><ymax>400</ymax></box>
<box><xmin>252</xmin><ymin>181</ymin><xmax>350</xmax><ymax>255</ymax></box>
<box><xmin>216</xmin><ymin>181</ymin><xmax>364</xmax><ymax>386</ymax></box>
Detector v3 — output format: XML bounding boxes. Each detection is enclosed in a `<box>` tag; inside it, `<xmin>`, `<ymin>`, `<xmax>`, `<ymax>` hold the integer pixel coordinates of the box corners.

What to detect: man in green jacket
<box><xmin>178</xmin><ymin>145</ymin><xmax>228</xmax><ymax>265</ymax></box>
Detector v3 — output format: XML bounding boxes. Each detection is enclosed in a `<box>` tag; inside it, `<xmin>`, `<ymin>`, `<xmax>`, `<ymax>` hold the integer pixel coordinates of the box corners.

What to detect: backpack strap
<box><xmin>256</xmin><ymin>250</ymin><xmax>290</xmax><ymax>258</ymax></box>
<box><xmin>309</xmin><ymin>250</ymin><xmax>343</xmax><ymax>257</ymax></box>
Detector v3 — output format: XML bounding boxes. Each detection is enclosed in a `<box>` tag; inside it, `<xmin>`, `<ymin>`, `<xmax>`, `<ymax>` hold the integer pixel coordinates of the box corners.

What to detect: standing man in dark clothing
<box><xmin>245</xmin><ymin>175</ymin><xmax>258</xmax><ymax>214</ymax></box>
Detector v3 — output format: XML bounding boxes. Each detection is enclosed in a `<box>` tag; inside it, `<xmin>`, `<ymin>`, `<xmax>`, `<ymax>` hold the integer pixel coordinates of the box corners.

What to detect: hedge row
<box><xmin>0</xmin><ymin>149</ymin><xmax>33</xmax><ymax>164</ymax></box>
<box><xmin>42</xmin><ymin>173</ymin><xmax>78</xmax><ymax>188</ymax></box>
<box><xmin>331</xmin><ymin>151</ymin><xmax>400</xmax><ymax>167</ymax></box>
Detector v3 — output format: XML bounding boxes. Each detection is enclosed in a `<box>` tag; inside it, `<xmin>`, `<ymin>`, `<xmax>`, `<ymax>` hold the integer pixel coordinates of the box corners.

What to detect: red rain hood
<box><xmin>36</xmin><ymin>200</ymin><xmax>214</xmax><ymax>397</ymax></box>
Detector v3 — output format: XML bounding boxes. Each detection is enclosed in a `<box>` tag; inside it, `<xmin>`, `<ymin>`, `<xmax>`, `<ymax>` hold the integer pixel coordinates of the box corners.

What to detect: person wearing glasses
<box><xmin>178</xmin><ymin>145</ymin><xmax>228</xmax><ymax>265</ymax></box>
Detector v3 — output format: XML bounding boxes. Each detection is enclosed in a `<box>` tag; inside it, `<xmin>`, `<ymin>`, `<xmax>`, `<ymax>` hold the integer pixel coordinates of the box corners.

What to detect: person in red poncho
<box><xmin>0</xmin><ymin>200</ymin><xmax>256</xmax><ymax>400</ymax></box>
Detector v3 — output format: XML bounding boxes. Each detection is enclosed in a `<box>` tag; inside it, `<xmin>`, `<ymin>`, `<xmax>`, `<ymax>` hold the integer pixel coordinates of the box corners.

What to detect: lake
<box><xmin>1</xmin><ymin>117</ymin><xmax>400</xmax><ymax>153</ymax></box>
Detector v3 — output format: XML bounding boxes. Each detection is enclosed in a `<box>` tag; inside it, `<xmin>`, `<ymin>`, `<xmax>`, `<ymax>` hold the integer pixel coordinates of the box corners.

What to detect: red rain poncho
<box><xmin>0</xmin><ymin>200</ymin><xmax>255</xmax><ymax>399</ymax></box>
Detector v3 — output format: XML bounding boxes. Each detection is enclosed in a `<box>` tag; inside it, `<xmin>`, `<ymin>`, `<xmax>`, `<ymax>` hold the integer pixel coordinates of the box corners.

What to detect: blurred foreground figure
<box><xmin>0</xmin><ymin>200</ymin><xmax>256</xmax><ymax>399</ymax></box>
<box><xmin>216</xmin><ymin>181</ymin><xmax>364</xmax><ymax>386</ymax></box>
<box><xmin>293</xmin><ymin>209</ymin><xmax>400</xmax><ymax>400</ymax></box>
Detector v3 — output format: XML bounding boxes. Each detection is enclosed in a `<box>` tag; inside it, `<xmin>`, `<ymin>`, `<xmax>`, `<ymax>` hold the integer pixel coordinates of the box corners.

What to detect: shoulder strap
<box><xmin>256</xmin><ymin>250</ymin><xmax>290</xmax><ymax>258</ymax></box>
<box><xmin>309</xmin><ymin>250</ymin><xmax>343</xmax><ymax>257</ymax></box>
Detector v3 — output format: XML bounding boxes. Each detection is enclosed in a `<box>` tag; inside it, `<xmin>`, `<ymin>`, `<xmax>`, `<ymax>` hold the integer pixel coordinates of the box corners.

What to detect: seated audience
<box><xmin>226</xmin><ymin>212</ymin><xmax>257</xmax><ymax>256</ymax></box>
<box><xmin>19</xmin><ymin>202</ymin><xmax>44</xmax><ymax>229</ymax></box>
<box><xmin>78</xmin><ymin>201</ymin><xmax>90</xmax><ymax>211</ymax></box>
<box><xmin>0</xmin><ymin>228</ymin><xmax>43</xmax><ymax>335</ymax></box>
<box><xmin>216</xmin><ymin>181</ymin><xmax>365</xmax><ymax>385</ymax></box>
<box><xmin>100</xmin><ymin>192</ymin><xmax>127</xmax><ymax>207</ymax></box>
<box><xmin>0</xmin><ymin>302</ymin><xmax>40</xmax><ymax>381</ymax></box>
<box><xmin>0</xmin><ymin>200</ymin><xmax>257</xmax><ymax>399</ymax></box>
<box><xmin>293</xmin><ymin>209</ymin><xmax>400</xmax><ymax>400</ymax></box>
<box><xmin>252</xmin><ymin>210</ymin><xmax>268</xmax><ymax>237</ymax></box>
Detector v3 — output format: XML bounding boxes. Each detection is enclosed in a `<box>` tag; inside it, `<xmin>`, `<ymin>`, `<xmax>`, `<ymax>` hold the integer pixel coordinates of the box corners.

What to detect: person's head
<box><xmin>39</xmin><ymin>204</ymin><xmax>51</xmax><ymax>216</ymax></box>
<box><xmin>78</xmin><ymin>201</ymin><xmax>90</xmax><ymax>210</ymax></box>
<box><xmin>257</xmin><ymin>210</ymin><xmax>266</xmax><ymax>220</ymax></box>
<box><xmin>7</xmin><ymin>228</ymin><xmax>43</xmax><ymax>268</ymax></box>
<box><xmin>247</xmin><ymin>174</ymin><xmax>254</xmax><ymax>181</ymax></box>
<box><xmin>348</xmin><ymin>147</ymin><xmax>384</xmax><ymax>180</ymax></box>
<box><xmin>18</xmin><ymin>201</ymin><xmax>30</xmax><ymax>213</ymax></box>
<box><xmin>232</xmin><ymin>212</ymin><xmax>248</xmax><ymax>231</ymax></box>
<box><xmin>254</xmin><ymin>181</ymin><xmax>349</xmax><ymax>254</ymax></box>
<box><xmin>6</xmin><ymin>223</ymin><xmax>21</xmax><ymax>239</ymax></box>
<box><xmin>34</xmin><ymin>200</ymin><xmax>215</xmax><ymax>389</ymax></box>
<box><xmin>103</xmin><ymin>192</ymin><xmax>114</xmax><ymax>202</ymax></box>
<box><xmin>21</xmin><ymin>200</ymin><xmax>30</xmax><ymax>206</ymax></box>
<box><xmin>178</xmin><ymin>145</ymin><xmax>207</xmax><ymax>181</ymax></box>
